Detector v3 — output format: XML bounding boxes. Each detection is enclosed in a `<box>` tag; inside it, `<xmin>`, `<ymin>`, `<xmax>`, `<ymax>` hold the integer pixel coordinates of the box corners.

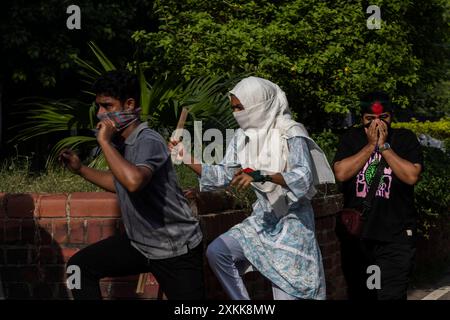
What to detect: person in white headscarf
<box><xmin>169</xmin><ymin>76</ymin><xmax>334</xmax><ymax>300</ymax></box>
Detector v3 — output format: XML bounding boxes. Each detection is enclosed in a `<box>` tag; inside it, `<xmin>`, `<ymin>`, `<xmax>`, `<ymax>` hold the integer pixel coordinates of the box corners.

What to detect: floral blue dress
<box><xmin>199</xmin><ymin>129</ymin><xmax>326</xmax><ymax>299</ymax></box>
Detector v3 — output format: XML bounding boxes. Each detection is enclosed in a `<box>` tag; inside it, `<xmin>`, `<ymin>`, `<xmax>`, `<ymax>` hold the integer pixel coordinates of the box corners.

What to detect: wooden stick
<box><xmin>172</xmin><ymin>107</ymin><xmax>189</xmax><ymax>141</ymax></box>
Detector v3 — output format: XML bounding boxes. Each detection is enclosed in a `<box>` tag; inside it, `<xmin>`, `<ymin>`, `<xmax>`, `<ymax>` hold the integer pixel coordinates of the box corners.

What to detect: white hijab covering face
<box><xmin>230</xmin><ymin>76</ymin><xmax>335</xmax><ymax>217</ymax></box>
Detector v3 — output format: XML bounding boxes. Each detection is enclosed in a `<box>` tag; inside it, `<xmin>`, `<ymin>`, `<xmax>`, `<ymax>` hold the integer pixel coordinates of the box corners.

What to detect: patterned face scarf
<box><xmin>97</xmin><ymin>108</ymin><xmax>141</xmax><ymax>131</ymax></box>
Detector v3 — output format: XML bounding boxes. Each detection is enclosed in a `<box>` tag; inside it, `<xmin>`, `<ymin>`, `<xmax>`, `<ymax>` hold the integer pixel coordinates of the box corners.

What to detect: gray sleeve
<box><xmin>133</xmin><ymin>136</ymin><xmax>170</xmax><ymax>172</ymax></box>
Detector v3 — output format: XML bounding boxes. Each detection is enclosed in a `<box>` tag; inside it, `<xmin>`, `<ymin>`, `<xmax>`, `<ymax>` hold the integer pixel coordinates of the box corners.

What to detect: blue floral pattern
<box><xmin>199</xmin><ymin>129</ymin><xmax>326</xmax><ymax>299</ymax></box>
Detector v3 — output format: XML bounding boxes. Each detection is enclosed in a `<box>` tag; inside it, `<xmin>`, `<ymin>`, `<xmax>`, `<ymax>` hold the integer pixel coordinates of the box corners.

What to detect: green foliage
<box><xmin>175</xmin><ymin>165</ymin><xmax>199</xmax><ymax>189</ymax></box>
<box><xmin>392</xmin><ymin>117</ymin><xmax>450</xmax><ymax>150</ymax></box>
<box><xmin>10</xmin><ymin>42</ymin><xmax>240</xmax><ymax>168</ymax></box>
<box><xmin>311</xmin><ymin>129</ymin><xmax>339</xmax><ymax>163</ymax></box>
<box><xmin>414</xmin><ymin>147</ymin><xmax>450</xmax><ymax>238</ymax></box>
<box><xmin>134</xmin><ymin>0</ymin><xmax>450</xmax><ymax>128</ymax></box>
<box><xmin>0</xmin><ymin>0</ymin><xmax>155</xmax><ymax>88</ymax></box>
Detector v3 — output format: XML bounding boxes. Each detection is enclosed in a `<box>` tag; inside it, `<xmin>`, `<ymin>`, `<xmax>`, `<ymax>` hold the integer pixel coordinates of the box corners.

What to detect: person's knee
<box><xmin>206</xmin><ymin>240</ymin><xmax>219</xmax><ymax>265</ymax></box>
<box><xmin>206</xmin><ymin>237</ymin><xmax>229</xmax><ymax>267</ymax></box>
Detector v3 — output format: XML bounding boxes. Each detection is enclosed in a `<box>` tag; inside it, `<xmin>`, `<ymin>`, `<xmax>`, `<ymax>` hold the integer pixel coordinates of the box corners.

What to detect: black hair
<box><xmin>92</xmin><ymin>70</ymin><xmax>140</xmax><ymax>106</ymax></box>
<box><xmin>359</xmin><ymin>91</ymin><xmax>393</xmax><ymax>115</ymax></box>
<box><xmin>360</xmin><ymin>91</ymin><xmax>391</xmax><ymax>104</ymax></box>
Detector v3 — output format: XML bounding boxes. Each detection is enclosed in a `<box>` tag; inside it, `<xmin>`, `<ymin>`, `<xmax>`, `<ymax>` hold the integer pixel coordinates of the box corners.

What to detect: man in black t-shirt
<box><xmin>333</xmin><ymin>91</ymin><xmax>423</xmax><ymax>300</ymax></box>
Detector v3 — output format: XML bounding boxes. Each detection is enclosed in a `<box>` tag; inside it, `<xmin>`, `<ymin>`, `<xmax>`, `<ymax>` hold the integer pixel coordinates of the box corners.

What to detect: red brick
<box><xmin>53</xmin><ymin>220</ymin><xmax>69</xmax><ymax>244</ymax></box>
<box><xmin>324</xmin><ymin>230</ymin><xmax>337</xmax><ymax>241</ymax></box>
<box><xmin>140</xmin><ymin>282</ymin><xmax>161</xmax><ymax>299</ymax></box>
<box><xmin>199</xmin><ymin>210</ymin><xmax>248</xmax><ymax>243</ymax></box>
<box><xmin>316</xmin><ymin>230</ymin><xmax>327</xmax><ymax>244</ymax></box>
<box><xmin>43</xmin><ymin>265</ymin><xmax>67</xmax><ymax>282</ymax></box>
<box><xmin>118</xmin><ymin>221</ymin><xmax>126</xmax><ymax>234</ymax></box>
<box><xmin>320</xmin><ymin>241</ymin><xmax>339</xmax><ymax>258</ymax></box>
<box><xmin>194</xmin><ymin>190</ymin><xmax>237</xmax><ymax>215</ymax></box>
<box><xmin>109</xmin><ymin>282</ymin><xmax>141</xmax><ymax>299</ymax></box>
<box><xmin>54</xmin><ymin>283</ymin><xmax>71</xmax><ymax>299</ymax></box>
<box><xmin>100</xmin><ymin>282</ymin><xmax>111</xmax><ymax>299</ymax></box>
<box><xmin>315</xmin><ymin>216</ymin><xmax>335</xmax><ymax>231</ymax></box>
<box><xmin>0</xmin><ymin>247</ymin><xmax>4</xmax><ymax>264</ymax></box>
<box><xmin>101</xmin><ymin>219</ymin><xmax>118</xmax><ymax>239</ymax></box>
<box><xmin>324</xmin><ymin>265</ymin><xmax>338</xmax><ymax>277</ymax></box>
<box><xmin>35</xmin><ymin>247</ymin><xmax>57</xmax><ymax>265</ymax></box>
<box><xmin>37</xmin><ymin>219</ymin><xmax>53</xmax><ymax>245</ymax></box>
<box><xmin>0</xmin><ymin>219</ymin><xmax>5</xmax><ymax>244</ymax></box>
<box><xmin>69</xmin><ymin>220</ymin><xmax>85</xmax><ymax>244</ymax></box>
<box><xmin>86</xmin><ymin>219</ymin><xmax>103</xmax><ymax>244</ymax></box>
<box><xmin>86</xmin><ymin>219</ymin><xmax>119</xmax><ymax>243</ymax></box>
<box><xmin>312</xmin><ymin>194</ymin><xmax>344</xmax><ymax>218</ymax></box>
<box><xmin>322</xmin><ymin>257</ymin><xmax>333</xmax><ymax>269</ymax></box>
<box><xmin>69</xmin><ymin>192</ymin><xmax>121</xmax><ymax>218</ymax></box>
<box><xmin>6</xmin><ymin>194</ymin><xmax>39</xmax><ymax>218</ymax></box>
<box><xmin>6</xmin><ymin>283</ymin><xmax>31</xmax><ymax>299</ymax></box>
<box><xmin>32</xmin><ymin>282</ymin><xmax>55</xmax><ymax>299</ymax></box>
<box><xmin>20</xmin><ymin>266</ymin><xmax>41</xmax><ymax>282</ymax></box>
<box><xmin>334</xmin><ymin>288</ymin><xmax>348</xmax><ymax>300</ymax></box>
<box><xmin>102</xmin><ymin>274</ymin><xmax>140</xmax><ymax>283</ymax></box>
<box><xmin>333</xmin><ymin>275</ymin><xmax>347</xmax><ymax>288</ymax></box>
<box><xmin>146</xmin><ymin>273</ymin><xmax>158</xmax><ymax>285</ymax></box>
<box><xmin>21</xmin><ymin>220</ymin><xmax>37</xmax><ymax>243</ymax></box>
<box><xmin>38</xmin><ymin>194</ymin><xmax>67</xmax><ymax>218</ymax></box>
<box><xmin>4</xmin><ymin>220</ymin><xmax>21</xmax><ymax>243</ymax></box>
<box><xmin>6</xmin><ymin>248</ymin><xmax>29</xmax><ymax>265</ymax></box>
<box><xmin>326</xmin><ymin>281</ymin><xmax>336</xmax><ymax>293</ymax></box>
<box><xmin>0</xmin><ymin>193</ymin><xmax>6</xmax><ymax>218</ymax></box>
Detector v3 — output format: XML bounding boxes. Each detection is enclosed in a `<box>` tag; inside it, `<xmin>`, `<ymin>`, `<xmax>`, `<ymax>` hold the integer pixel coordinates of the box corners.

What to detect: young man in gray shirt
<box><xmin>60</xmin><ymin>70</ymin><xmax>204</xmax><ymax>300</ymax></box>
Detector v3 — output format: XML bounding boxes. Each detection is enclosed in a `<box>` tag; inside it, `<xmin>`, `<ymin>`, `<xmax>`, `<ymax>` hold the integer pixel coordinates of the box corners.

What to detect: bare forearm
<box><xmin>334</xmin><ymin>143</ymin><xmax>375</xmax><ymax>182</ymax></box>
<box><xmin>79</xmin><ymin>166</ymin><xmax>116</xmax><ymax>192</ymax></box>
<box><xmin>268</xmin><ymin>173</ymin><xmax>287</xmax><ymax>187</ymax></box>
<box><xmin>381</xmin><ymin>149</ymin><xmax>420</xmax><ymax>185</ymax></box>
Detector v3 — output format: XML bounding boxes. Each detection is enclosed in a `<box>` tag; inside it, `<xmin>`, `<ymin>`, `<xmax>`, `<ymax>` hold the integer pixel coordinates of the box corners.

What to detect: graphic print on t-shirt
<box><xmin>356</xmin><ymin>152</ymin><xmax>392</xmax><ymax>199</ymax></box>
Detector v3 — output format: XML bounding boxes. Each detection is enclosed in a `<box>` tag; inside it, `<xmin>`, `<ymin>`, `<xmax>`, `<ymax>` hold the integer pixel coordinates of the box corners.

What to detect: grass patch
<box><xmin>175</xmin><ymin>164</ymin><xmax>199</xmax><ymax>189</ymax></box>
<box><xmin>0</xmin><ymin>156</ymin><xmax>216</xmax><ymax>193</ymax></box>
<box><xmin>0</xmin><ymin>155</ymin><xmax>256</xmax><ymax>209</ymax></box>
<box><xmin>0</xmin><ymin>156</ymin><xmax>101</xmax><ymax>193</ymax></box>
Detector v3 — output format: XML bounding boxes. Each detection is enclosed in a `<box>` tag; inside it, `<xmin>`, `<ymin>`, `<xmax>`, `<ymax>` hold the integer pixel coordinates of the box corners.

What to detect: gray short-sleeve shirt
<box><xmin>114</xmin><ymin>122</ymin><xmax>202</xmax><ymax>259</ymax></box>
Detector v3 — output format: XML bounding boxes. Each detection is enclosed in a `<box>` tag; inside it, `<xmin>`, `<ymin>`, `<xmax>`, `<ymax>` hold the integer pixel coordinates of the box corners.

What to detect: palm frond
<box><xmin>11</xmin><ymin>41</ymin><xmax>243</xmax><ymax>171</ymax></box>
<box><xmin>46</xmin><ymin>135</ymin><xmax>97</xmax><ymax>167</ymax></box>
<box><xmin>138</xmin><ymin>64</ymin><xmax>151</xmax><ymax>119</ymax></box>
<box><xmin>9</xmin><ymin>98</ymin><xmax>92</xmax><ymax>143</ymax></box>
<box><xmin>87</xmin><ymin>41</ymin><xmax>116</xmax><ymax>72</ymax></box>
<box><xmin>88</xmin><ymin>152</ymin><xmax>109</xmax><ymax>170</ymax></box>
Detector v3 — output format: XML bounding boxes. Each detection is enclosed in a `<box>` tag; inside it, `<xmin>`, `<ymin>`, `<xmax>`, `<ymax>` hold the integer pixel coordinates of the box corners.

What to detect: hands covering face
<box><xmin>365</xmin><ymin>119</ymin><xmax>388</xmax><ymax>147</ymax></box>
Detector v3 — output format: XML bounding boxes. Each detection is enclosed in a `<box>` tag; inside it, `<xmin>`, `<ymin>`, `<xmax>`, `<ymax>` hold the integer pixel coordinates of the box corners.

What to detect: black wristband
<box><xmin>247</xmin><ymin>170</ymin><xmax>272</xmax><ymax>183</ymax></box>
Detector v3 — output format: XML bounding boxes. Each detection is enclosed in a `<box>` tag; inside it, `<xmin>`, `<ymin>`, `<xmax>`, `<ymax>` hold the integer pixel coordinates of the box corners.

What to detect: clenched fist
<box><xmin>59</xmin><ymin>149</ymin><xmax>82</xmax><ymax>174</ymax></box>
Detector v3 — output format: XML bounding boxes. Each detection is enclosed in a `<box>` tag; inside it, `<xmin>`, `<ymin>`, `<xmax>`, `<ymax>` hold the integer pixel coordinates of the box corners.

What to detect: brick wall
<box><xmin>0</xmin><ymin>190</ymin><xmax>346</xmax><ymax>300</ymax></box>
<box><xmin>415</xmin><ymin>215</ymin><xmax>450</xmax><ymax>274</ymax></box>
